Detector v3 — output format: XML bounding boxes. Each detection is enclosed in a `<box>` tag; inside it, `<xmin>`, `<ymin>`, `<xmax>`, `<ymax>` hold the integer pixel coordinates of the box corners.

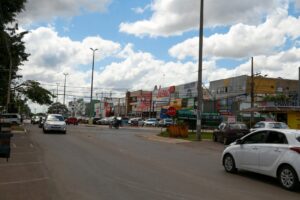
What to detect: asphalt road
<box><xmin>22</xmin><ymin>124</ymin><xmax>300</xmax><ymax>200</ymax></box>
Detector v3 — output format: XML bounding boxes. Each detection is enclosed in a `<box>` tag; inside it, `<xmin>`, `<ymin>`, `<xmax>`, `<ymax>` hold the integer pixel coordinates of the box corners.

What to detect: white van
<box><xmin>0</xmin><ymin>113</ymin><xmax>21</xmax><ymax>125</ymax></box>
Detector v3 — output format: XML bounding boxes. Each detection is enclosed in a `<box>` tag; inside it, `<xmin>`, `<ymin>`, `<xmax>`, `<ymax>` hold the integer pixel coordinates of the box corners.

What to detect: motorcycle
<box><xmin>109</xmin><ymin>120</ymin><xmax>120</xmax><ymax>129</ymax></box>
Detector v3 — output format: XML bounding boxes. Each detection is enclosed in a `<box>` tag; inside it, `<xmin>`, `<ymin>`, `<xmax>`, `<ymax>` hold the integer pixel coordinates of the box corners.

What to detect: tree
<box><xmin>0</xmin><ymin>0</ymin><xmax>29</xmax><ymax>107</ymax></box>
<box><xmin>14</xmin><ymin>80</ymin><xmax>54</xmax><ymax>105</ymax></box>
<box><xmin>48</xmin><ymin>102</ymin><xmax>69</xmax><ymax>116</ymax></box>
<box><xmin>0</xmin><ymin>0</ymin><xmax>54</xmax><ymax>113</ymax></box>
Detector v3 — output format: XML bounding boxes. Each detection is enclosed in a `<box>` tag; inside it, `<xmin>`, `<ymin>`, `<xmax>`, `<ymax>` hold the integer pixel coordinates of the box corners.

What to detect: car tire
<box><xmin>43</xmin><ymin>129</ymin><xmax>47</xmax><ymax>134</ymax></box>
<box><xmin>223</xmin><ymin>154</ymin><xmax>237</xmax><ymax>173</ymax></box>
<box><xmin>213</xmin><ymin>134</ymin><xmax>217</xmax><ymax>142</ymax></box>
<box><xmin>278</xmin><ymin>165</ymin><xmax>299</xmax><ymax>191</ymax></box>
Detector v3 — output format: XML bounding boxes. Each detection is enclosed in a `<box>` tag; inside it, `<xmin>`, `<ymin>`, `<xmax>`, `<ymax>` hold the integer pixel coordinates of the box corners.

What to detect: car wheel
<box><xmin>223</xmin><ymin>154</ymin><xmax>237</xmax><ymax>173</ymax></box>
<box><xmin>213</xmin><ymin>134</ymin><xmax>217</xmax><ymax>142</ymax></box>
<box><xmin>278</xmin><ymin>165</ymin><xmax>299</xmax><ymax>190</ymax></box>
<box><xmin>43</xmin><ymin>129</ymin><xmax>47</xmax><ymax>134</ymax></box>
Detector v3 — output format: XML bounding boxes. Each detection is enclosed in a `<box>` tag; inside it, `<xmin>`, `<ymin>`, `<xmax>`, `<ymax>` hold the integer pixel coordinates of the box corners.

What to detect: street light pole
<box><xmin>90</xmin><ymin>48</ymin><xmax>98</xmax><ymax>120</ymax></box>
<box><xmin>196</xmin><ymin>0</ymin><xmax>204</xmax><ymax>141</ymax></box>
<box><xmin>63</xmin><ymin>73</ymin><xmax>68</xmax><ymax>105</ymax></box>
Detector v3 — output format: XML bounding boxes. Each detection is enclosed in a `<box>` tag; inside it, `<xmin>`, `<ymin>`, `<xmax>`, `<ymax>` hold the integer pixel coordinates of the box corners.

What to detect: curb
<box><xmin>136</xmin><ymin>134</ymin><xmax>191</xmax><ymax>144</ymax></box>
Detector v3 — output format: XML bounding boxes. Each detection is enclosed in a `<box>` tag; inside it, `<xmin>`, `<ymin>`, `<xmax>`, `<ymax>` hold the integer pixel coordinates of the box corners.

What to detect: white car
<box><xmin>222</xmin><ymin>129</ymin><xmax>300</xmax><ymax>190</ymax></box>
<box><xmin>43</xmin><ymin>114</ymin><xmax>67</xmax><ymax>134</ymax></box>
<box><xmin>250</xmin><ymin>121</ymin><xmax>289</xmax><ymax>132</ymax></box>
<box><xmin>143</xmin><ymin>118</ymin><xmax>158</xmax><ymax>126</ymax></box>
<box><xmin>0</xmin><ymin>113</ymin><xmax>21</xmax><ymax>125</ymax></box>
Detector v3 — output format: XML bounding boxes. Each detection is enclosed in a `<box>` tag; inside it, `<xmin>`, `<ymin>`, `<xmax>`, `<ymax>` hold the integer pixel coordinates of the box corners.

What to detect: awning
<box><xmin>241</xmin><ymin>106</ymin><xmax>300</xmax><ymax>113</ymax></box>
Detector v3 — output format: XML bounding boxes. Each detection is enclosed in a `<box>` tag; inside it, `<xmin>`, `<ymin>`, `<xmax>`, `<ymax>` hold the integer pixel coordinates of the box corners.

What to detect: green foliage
<box><xmin>48</xmin><ymin>102</ymin><xmax>68</xmax><ymax>115</ymax></box>
<box><xmin>263</xmin><ymin>94</ymin><xmax>289</xmax><ymax>102</ymax></box>
<box><xmin>0</xmin><ymin>0</ymin><xmax>26</xmax><ymax>29</ymax></box>
<box><xmin>0</xmin><ymin>1</ymin><xmax>53</xmax><ymax>113</ymax></box>
<box><xmin>14</xmin><ymin>80</ymin><xmax>54</xmax><ymax>105</ymax></box>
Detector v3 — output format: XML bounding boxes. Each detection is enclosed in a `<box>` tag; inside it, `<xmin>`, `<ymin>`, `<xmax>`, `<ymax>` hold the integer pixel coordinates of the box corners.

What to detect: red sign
<box><xmin>167</xmin><ymin>107</ymin><xmax>177</xmax><ymax>117</ymax></box>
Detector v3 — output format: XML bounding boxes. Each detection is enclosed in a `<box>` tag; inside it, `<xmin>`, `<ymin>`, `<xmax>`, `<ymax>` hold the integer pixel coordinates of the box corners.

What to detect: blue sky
<box><xmin>16</xmin><ymin>0</ymin><xmax>300</xmax><ymax>111</ymax></box>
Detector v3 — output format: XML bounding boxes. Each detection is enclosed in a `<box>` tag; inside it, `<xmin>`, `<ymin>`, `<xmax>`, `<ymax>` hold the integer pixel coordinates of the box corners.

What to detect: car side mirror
<box><xmin>236</xmin><ymin>139</ymin><xmax>243</xmax><ymax>145</ymax></box>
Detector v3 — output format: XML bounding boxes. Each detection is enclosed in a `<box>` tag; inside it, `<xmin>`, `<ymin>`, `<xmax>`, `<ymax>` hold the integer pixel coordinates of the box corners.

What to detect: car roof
<box><xmin>247</xmin><ymin>128</ymin><xmax>300</xmax><ymax>144</ymax></box>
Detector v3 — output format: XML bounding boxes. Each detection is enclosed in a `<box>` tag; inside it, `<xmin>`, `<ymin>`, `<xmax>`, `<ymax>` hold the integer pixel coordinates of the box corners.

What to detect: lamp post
<box><xmin>196</xmin><ymin>0</ymin><xmax>204</xmax><ymax>141</ymax></box>
<box><xmin>90</xmin><ymin>48</ymin><xmax>98</xmax><ymax>122</ymax></box>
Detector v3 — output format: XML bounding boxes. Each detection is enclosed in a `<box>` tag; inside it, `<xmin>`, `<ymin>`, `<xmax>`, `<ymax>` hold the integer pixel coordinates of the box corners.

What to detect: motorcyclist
<box><xmin>110</xmin><ymin>117</ymin><xmax>119</xmax><ymax>129</ymax></box>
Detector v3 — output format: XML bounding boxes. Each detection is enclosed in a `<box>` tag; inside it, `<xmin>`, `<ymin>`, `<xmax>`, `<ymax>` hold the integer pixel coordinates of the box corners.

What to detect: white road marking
<box><xmin>0</xmin><ymin>177</ymin><xmax>49</xmax><ymax>185</ymax></box>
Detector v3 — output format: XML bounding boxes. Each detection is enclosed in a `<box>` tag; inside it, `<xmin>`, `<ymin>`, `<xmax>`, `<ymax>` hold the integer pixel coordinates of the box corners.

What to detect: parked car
<box><xmin>158</xmin><ymin>118</ymin><xmax>173</xmax><ymax>127</ymax></box>
<box><xmin>128</xmin><ymin>118</ymin><xmax>144</xmax><ymax>126</ymax></box>
<box><xmin>66</xmin><ymin>117</ymin><xmax>78</xmax><ymax>125</ymax></box>
<box><xmin>222</xmin><ymin>129</ymin><xmax>300</xmax><ymax>191</ymax></box>
<box><xmin>251</xmin><ymin>121</ymin><xmax>289</xmax><ymax>132</ymax></box>
<box><xmin>143</xmin><ymin>118</ymin><xmax>158</xmax><ymax>127</ymax></box>
<box><xmin>43</xmin><ymin>114</ymin><xmax>67</xmax><ymax>134</ymax></box>
<box><xmin>97</xmin><ymin>117</ymin><xmax>112</xmax><ymax>125</ymax></box>
<box><xmin>93</xmin><ymin>117</ymin><xmax>101</xmax><ymax>125</ymax></box>
<box><xmin>213</xmin><ymin>122</ymin><xmax>250</xmax><ymax>145</ymax></box>
<box><xmin>0</xmin><ymin>113</ymin><xmax>21</xmax><ymax>125</ymax></box>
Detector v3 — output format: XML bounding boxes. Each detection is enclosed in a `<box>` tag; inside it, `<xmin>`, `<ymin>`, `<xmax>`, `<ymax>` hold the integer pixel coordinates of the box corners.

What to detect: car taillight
<box><xmin>290</xmin><ymin>147</ymin><xmax>300</xmax><ymax>154</ymax></box>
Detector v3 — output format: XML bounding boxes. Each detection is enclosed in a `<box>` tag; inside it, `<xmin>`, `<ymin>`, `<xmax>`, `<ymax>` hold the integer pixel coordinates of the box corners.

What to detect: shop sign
<box><xmin>167</xmin><ymin>107</ymin><xmax>177</xmax><ymax>117</ymax></box>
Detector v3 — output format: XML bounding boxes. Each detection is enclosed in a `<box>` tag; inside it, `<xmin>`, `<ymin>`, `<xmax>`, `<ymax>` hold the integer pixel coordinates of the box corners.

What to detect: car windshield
<box><xmin>269</xmin><ymin>122</ymin><xmax>288</xmax><ymax>128</ymax></box>
<box><xmin>47</xmin><ymin>115</ymin><xmax>64</xmax><ymax>121</ymax></box>
<box><xmin>165</xmin><ymin>119</ymin><xmax>172</xmax><ymax>122</ymax></box>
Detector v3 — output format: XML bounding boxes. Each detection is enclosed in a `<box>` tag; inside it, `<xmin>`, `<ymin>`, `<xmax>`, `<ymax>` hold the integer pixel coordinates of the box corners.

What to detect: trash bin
<box><xmin>0</xmin><ymin>133</ymin><xmax>14</xmax><ymax>161</ymax></box>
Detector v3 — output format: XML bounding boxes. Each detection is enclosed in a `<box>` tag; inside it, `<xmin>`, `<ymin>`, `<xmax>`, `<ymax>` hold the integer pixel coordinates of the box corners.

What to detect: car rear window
<box><xmin>229</xmin><ymin>124</ymin><xmax>247</xmax><ymax>129</ymax></box>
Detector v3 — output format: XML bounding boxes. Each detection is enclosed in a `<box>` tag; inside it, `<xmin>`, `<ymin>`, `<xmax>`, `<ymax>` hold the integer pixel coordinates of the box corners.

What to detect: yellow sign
<box><xmin>288</xmin><ymin>112</ymin><xmax>300</xmax><ymax>129</ymax></box>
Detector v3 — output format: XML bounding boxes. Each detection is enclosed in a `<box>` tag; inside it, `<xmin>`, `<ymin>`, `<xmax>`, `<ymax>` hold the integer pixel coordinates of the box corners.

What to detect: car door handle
<box><xmin>252</xmin><ymin>147</ymin><xmax>258</xmax><ymax>150</ymax></box>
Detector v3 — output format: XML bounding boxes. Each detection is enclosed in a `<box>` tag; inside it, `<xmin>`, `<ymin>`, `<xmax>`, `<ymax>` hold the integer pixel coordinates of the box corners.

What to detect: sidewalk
<box><xmin>0</xmin><ymin>130</ymin><xmax>54</xmax><ymax>200</ymax></box>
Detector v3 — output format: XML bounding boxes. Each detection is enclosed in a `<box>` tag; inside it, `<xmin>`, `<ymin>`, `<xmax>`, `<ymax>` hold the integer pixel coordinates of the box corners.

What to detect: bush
<box><xmin>167</xmin><ymin>125</ymin><xmax>188</xmax><ymax>138</ymax></box>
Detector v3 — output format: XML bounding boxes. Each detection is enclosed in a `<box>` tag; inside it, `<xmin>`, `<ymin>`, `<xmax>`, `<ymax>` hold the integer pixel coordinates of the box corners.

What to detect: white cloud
<box><xmin>169</xmin><ymin>8</ymin><xmax>300</xmax><ymax>60</ymax></box>
<box><xmin>20</xmin><ymin>27</ymin><xmax>120</xmax><ymax>97</ymax></box>
<box><xmin>93</xmin><ymin>44</ymin><xmax>199</xmax><ymax>91</ymax></box>
<box><xmin>132</xmin><ymin>4</ymin><xmax>151</xmax><ymax>14</ymax></box>
<box><xmin>120</xmin><ymin>0</ymin><xmax>282</xmax><ymax>37</ymax></box>
<box><xmin>18</xmin><ymin>0</ymin><xmax>111</xmax><ymax>25</ymax></box>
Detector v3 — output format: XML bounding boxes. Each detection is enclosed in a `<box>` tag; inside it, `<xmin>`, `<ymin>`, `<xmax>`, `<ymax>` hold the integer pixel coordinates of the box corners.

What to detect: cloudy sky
<box><xmin>16</xmin><ymin>0</ymin><xmax>300</xmax><ymax>112</ymax></box>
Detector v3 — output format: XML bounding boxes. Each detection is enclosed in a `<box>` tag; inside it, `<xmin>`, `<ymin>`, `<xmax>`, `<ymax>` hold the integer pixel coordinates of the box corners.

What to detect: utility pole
<box><xmin>196</xmin><ymin>0</ymin><xmax>204</xmax><ymax>141</ymax></box>
<box><xmin>63</xmin><ymin>73</ymin><xmax>68</xmax><ymax>105</ymax></box>
<box><xmin>298</xmin><ymin>67</ymin><xmax>300</xmax><ymax>106</ymax></box>
<box><xmin>56</xmin><ymin>83</ymin><xmax>59</xmax><ymax>102</ymax></box>
<box><xmin>90</xmin><ymin>48</ymin><xmax>98</xmax><ymax>121</ymax></box>
<box><xmin>250</xmin><ymin>57</ymin><xmax>254</xmax><ymax>128</ymax></box>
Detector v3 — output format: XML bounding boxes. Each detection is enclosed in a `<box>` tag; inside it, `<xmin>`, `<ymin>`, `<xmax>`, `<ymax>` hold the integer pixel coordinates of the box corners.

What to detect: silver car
<box><xmin>43</xmin><ymin>114</ymin><xmax>67</xmax><ymax>134</ymax></box>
